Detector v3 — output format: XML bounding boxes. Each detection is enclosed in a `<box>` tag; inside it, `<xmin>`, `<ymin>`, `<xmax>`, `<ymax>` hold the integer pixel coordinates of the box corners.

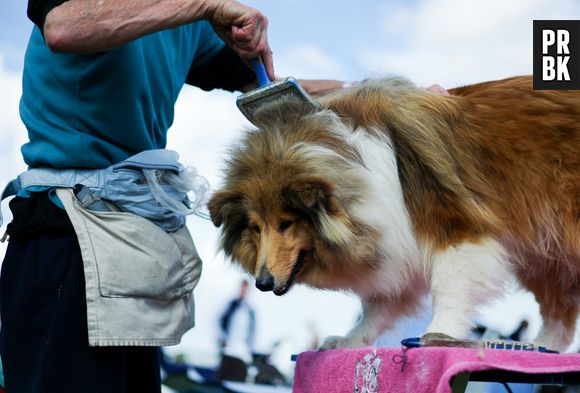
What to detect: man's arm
<box><xmin>41</xmin><ymin>0</ymin><xmax>274</xmax><ymax>79</ymax></box>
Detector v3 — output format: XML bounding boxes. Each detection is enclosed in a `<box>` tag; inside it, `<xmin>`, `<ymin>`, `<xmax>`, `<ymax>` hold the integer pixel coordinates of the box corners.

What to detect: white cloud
<box><xmin>274</xmin><ymin>44</ymin><xmax>348</xmax><ymax>80</ymax></box>
<box><xmin>0</xmin><ymin>57</ymin><xmax>28</xmax><ymax>177</ymax></box>
<box><xmin>360</xmin><ymin>0</ymin><xmax>580</xmax><ymax>87</ymax></box>
<box><xmin>0</xmin><ymin>57</ymin><xmax>28</xmax><ymax>257</ymax></box>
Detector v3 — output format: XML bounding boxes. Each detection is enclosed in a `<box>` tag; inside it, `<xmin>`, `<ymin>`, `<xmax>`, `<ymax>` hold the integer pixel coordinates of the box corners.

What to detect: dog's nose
<box><xmin>255</xmin><ymin>267</ymin><xmax>275</xmax><ymax>292</ymax></box>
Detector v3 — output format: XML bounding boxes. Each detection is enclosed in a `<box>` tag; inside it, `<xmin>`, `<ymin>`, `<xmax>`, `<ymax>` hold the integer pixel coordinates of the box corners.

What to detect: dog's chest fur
<box><xmin>338</xmin><ymin>128</ymin><xmax>427</xmax><ymax>297</ymax></box>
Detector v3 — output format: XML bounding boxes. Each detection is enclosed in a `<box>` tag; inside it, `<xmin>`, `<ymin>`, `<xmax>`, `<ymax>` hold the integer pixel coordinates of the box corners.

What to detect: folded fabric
<box><xmin>293</xmin><ymin>346</ymin><xmax>580</xmax><ymax>393</ymax></box>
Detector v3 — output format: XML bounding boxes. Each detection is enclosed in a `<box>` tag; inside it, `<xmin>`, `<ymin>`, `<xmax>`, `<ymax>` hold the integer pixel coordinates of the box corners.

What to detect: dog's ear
<box><xmin>284</xmin><ymin>175</ymin><xmax>353</xmax><ymax>246</ymax></box>
<box><xmin>207</xmin><ymin>190</ymin><xmax>243</xmax><ymax>227</ymax></box>
<box><xmin>208</xmin><ymin>190</ymin><xmax>249</xmax><ymax>255</ymax></box>
<box><xmin>283</xmin><ymin>175</ymin><xmax>344</xmax><ymax>215</ymax></box>
<box><xmin>283</xmin><ymin>176</ymin><xmax>339</xmax><ymax>214</ymax></box>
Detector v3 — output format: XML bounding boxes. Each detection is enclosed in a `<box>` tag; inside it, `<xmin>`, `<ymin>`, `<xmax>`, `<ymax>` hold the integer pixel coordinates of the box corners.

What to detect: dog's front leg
<box><xmin>320</xmin><ymin>296</ymin><xmax>395</xmax><ymax>350</ymax></box>
<box><xmin>425</xmin><ymin>239</ymin><xmax>511</xmax><ymax>338</ymax></box>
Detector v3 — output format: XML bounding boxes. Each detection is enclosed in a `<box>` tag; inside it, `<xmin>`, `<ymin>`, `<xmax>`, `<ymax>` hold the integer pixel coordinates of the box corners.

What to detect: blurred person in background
<box><xmin>218</xmin><ymin>279</ymin><xmax>256</xmax><ymax>363</ymax></box>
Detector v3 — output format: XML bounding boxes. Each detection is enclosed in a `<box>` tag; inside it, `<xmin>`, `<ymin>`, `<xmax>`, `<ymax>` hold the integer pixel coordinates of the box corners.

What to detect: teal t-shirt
<box><xmin>19</xmin><ymin>21</ymin><xmax>225</xmax><ymax>169</ymax></box>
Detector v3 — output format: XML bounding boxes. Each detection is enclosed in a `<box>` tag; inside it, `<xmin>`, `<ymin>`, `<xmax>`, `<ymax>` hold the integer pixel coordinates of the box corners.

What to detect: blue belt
<box><xmin>0</xmin><ymin>149</ymin><xmax>203</xmax><ymax>232</ymax></box>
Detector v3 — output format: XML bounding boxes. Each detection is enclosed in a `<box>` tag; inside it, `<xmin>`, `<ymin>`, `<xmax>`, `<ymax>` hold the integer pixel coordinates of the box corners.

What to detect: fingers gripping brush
<box><xmin>236</xmin><ymin>58</ymin><xmax>320</xmax><ymax>126</ymax></box>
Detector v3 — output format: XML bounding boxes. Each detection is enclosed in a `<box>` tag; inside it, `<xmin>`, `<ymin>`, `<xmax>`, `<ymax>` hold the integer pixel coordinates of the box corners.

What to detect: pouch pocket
<box><xmin>65</xmin><ymin>190</ymin><xmax>202</xmax><ymax>301</ymax></box>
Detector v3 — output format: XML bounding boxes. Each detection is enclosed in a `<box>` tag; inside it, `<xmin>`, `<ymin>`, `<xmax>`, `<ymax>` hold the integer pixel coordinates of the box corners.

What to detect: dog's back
<box><xmin>329</xmin><ymin>76</ymin><xmax>579</xmax><ymax>257</ymax></box>
<box><xmin>328</xmin><ymin>76</ymin><xmax>580</xmax><ymax>348</ymax></box>
<box><xmin>452</xmin><ymin>78</ymin><xmax>579</xmax><ymax>252</ymax></box>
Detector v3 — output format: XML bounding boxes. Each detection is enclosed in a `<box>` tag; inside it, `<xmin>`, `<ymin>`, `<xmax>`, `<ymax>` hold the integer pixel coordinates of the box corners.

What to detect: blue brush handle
<box><xmin>251</xmin><ymin>58</ymin><xmax>272</xmax><ymax>86</ymax></box>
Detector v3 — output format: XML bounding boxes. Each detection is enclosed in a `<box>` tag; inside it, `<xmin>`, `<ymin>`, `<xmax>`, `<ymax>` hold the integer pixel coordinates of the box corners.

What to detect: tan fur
<box><xmin>328</xmin><ymin>76</ymin><xmax>580</xmax><ymax>296</ymax></box>
<box><xmin>209</xmin><ymin>75</ymin><xmax>580</xmax><ymax>348</ymax></box>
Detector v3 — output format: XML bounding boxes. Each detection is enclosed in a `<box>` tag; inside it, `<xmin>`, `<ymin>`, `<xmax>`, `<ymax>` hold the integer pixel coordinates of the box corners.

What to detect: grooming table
<box><xmin>292</xmin><ymin>347</ymin><xmax>580</xmax><ymax>393</ymax></box>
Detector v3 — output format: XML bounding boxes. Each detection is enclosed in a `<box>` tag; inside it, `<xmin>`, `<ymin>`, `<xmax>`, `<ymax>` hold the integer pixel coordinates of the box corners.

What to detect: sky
<box><xmin>1</xmin><ymin>0</ymin><xmax>580</xmax><ymax>379</ymax></box>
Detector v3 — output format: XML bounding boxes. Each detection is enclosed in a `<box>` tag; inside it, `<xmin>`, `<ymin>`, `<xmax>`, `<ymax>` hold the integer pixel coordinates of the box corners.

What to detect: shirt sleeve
<box><xmin>186</xmin><ymin>45</ymin><xmax>257</xmax><ymax>92</ymax></box>
<box><xmin>28</xmin><ymin>0</ymin><xmax>69</xmax><ymax>32</ymax></box>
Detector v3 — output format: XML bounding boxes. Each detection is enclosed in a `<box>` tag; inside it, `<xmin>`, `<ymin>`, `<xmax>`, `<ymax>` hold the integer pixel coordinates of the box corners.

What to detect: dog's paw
<box><xmin>319</xmin><ymin>335</ymin><xmax>360</xmax><ymax>350</ymax></box>
<box><xmin>535</xmin><ymin>322</ymin><xmax>575</xmax><ymax>353</ymax></box>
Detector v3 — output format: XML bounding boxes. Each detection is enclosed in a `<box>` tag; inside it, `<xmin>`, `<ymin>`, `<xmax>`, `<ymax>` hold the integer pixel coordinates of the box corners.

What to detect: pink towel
<box><xmin>293</xmin><ymin>347</ymin><xmax>580</xmax><ymax>393</ymax></box>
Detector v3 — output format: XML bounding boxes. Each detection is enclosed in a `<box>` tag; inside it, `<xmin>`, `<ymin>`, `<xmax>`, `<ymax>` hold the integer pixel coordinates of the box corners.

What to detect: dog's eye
<box><xmin>250</xmin><ymin>224</ymin><xmax>261</xmax><ymax>234</ymax></box>
<box><xmin>279</xmin><ymin>220</ymin><xmax>293</xmax><ymax>233</ymax></box>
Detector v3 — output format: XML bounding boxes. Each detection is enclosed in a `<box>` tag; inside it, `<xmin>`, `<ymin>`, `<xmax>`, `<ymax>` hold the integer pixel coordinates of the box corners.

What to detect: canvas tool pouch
<box><xmin>56</xmin><ymin>187</ymin><xmax>202</xmax><ymax>346</ymax></box>
<box><xmin>0</xmin><ymin>150</ymin><xmax>206</xmax><ymax>346</ymax></box>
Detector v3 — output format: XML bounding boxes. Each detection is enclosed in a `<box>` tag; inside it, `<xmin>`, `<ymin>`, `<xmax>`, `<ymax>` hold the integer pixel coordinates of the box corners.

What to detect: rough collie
<box><xmin>208</xmin><ymin>76</ymin><xmax>580</xmax><ymax>351</ymax></box>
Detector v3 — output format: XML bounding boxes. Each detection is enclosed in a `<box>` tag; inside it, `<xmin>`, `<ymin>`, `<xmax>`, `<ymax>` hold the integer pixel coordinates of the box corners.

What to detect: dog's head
<box><xmin>208</xmin><ymin>173</ymin><xmax>352</xmax><ymax>295</ymax></box>
<box><xmin>207</xmin><ymin>97</ymin><xmax>378</xmax><ymax>295</ymax></box>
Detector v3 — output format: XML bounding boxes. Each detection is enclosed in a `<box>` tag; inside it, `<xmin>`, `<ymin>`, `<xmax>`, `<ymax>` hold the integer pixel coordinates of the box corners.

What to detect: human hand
<box><xmin>426</xmin><ymin>84</ymin><xmax>449</xmax><ymax>95</ymax></box>
<box><xmin>206</xmin><ymin>0</ymin><xmax>274</xmax><ymax>80</ymax></box>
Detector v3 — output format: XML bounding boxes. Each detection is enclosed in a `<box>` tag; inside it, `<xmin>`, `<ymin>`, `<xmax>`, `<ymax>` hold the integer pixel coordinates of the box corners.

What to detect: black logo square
<box><xmin>533</xmin><ymin>20</ymin><xmax>580</xmax><ymax>90</ymax></box>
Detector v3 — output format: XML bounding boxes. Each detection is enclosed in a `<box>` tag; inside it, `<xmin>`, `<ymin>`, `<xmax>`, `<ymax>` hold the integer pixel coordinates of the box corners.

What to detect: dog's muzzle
<box><xmin>255</xmin><ymin>266</ymin><xmax>275</xmax><ymax>292</ymax></box>
<box><xmin>255</xmin><ymin>251</ymin><xmax>307</xmax><ymax>296</ymax></box>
